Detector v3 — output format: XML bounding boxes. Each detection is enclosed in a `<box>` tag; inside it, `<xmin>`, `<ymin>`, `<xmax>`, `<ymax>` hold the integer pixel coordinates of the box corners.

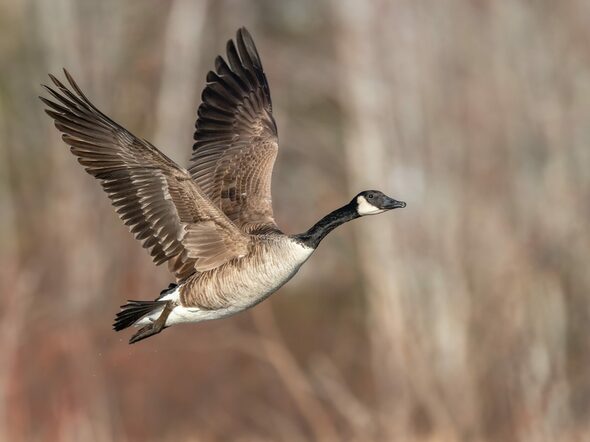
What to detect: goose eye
<box><xmin>367</xmin><ymin>194</ymin><xmax>374</xmax><ymax>199</ymax></box>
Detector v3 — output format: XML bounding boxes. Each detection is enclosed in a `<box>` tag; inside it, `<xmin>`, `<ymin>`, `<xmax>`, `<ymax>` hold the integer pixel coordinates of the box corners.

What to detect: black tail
<box><xmin>113</xmin><ymin>300</ymin><xmax>167</xmax><ymax>331</ymax></box>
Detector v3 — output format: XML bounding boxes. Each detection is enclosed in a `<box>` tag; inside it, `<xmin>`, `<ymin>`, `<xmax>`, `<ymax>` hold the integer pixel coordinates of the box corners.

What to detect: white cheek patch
<box><xmin>356</xmin><ymin>195</ymin><xmax>385</xmax><ymax>215</ymax></box>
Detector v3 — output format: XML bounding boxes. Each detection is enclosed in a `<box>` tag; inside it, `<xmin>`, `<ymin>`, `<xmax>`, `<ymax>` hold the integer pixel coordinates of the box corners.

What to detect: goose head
<box><xmin>354</xmin><ymin>190</ymin><xmax>406</xmax><ymax>216</ymax></box>
<box><xmin>294</xmin><ymin>190</ymin><xmax>406</xmax><ymax>248</ymax></box>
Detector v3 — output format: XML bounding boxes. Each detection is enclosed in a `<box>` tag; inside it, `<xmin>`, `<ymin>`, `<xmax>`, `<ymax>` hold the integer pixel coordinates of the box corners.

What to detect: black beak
<box><xmin>383</xmin><ymin>197</ymin><xmax>406</xmax><ymax>209</ymax></box>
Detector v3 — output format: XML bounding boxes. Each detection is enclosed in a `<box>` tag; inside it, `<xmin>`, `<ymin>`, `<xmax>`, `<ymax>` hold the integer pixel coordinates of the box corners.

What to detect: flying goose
<box><xmin>41</xmin><ymin>28</ymin><xmax>406</xmax><ymax>344</ymax></box>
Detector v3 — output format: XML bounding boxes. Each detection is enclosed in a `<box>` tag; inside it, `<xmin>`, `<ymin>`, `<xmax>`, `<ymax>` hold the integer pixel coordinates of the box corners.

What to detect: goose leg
<box><xmin>129</xmin><ymin>302</ymin><xmax>174</xmax><ymax>344</ymax></box>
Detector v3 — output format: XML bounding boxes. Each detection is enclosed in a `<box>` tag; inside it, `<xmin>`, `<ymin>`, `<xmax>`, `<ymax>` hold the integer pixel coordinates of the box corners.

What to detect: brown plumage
<box><xmin>190</xmin><ymin>28</ymin><xmax>279</xmax><ymax>234</ymax></box>
<box><xmin>41</xmin><ymin>70</ymin><xmax>250</xmax><ymax>281</ymax></box>
<box><xmin>41</xmin><ymin>27</ymin><xmax>406</xmax><ymax>344</ymax></box>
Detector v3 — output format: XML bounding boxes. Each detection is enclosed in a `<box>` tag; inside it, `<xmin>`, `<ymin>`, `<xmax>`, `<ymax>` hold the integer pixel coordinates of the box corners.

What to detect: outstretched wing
<box><xmin>189</xmin><ymin>27</ymin><xmax>280</xmax><ymax>234</ymax></box>
<box><xmin>41</xmin><ymin>71</ymin><xmax>250</xmax><ymax>282</ymax></box>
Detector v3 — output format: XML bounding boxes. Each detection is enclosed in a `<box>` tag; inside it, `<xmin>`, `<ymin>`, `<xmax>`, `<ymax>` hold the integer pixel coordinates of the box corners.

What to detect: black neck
<box><xmin>293</xmin><ymin>202</ymin><xmax>359</xmax><ymax>249</ymax></box>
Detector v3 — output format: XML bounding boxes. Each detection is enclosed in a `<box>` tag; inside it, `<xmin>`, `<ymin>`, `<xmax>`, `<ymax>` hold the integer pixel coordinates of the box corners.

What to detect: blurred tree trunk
<box><xmin>332</xmin><ymin>1</ymin><xmax>411</xmax><ymax>437</ymax></box>
<box><xmin>333</xmin><ymin>1</ymin><xmax>472</xmax><ymax>439</ymax></box>
<box><xmin>153</xmin><ymin>0</ymin><xmax>208</xmax><ymax>163</ymax></box>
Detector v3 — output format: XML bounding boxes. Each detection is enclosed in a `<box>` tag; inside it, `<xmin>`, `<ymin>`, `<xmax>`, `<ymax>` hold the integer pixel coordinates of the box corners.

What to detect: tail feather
<box><xmin>113</xmin><ymin>300</ymin><xmax>167</xmax><ymax>331</ymax></box>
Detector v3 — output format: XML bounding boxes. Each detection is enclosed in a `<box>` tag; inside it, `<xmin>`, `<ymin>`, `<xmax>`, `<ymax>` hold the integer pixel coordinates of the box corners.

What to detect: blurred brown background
<box><xmin>1</xmin><ymin>0</ymin><xmax>590</xmax><ymax>441</ymax></box>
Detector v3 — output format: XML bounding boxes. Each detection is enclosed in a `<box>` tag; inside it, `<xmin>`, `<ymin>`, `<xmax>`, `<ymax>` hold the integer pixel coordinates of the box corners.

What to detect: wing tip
<box><xmin>237</xmin><ymin>26</ymin><xmax>250</xmax><ymax>39</ymax></box>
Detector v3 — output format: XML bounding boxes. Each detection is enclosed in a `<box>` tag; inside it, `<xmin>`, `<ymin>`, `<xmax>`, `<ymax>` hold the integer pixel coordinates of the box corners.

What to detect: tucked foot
<box><xmin>129</xmin><ymin>324</ymin><xmax>161</xmax><ymax>344</ymax></box>
<box><xmin>128</xmin><ymin>301</ymin><xmax>174</xmax><ymax>344</ymax></box>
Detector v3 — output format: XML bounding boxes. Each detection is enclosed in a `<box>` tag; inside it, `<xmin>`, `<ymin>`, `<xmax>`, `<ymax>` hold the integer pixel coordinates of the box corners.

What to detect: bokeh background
<box><xmin>1</xmin><ymin>0</ymin><xmax>590</xmax><ymax>440</ymax></box>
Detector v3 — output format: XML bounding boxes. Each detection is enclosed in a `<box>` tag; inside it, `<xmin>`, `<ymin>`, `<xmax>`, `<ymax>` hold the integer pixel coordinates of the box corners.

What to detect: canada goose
<box><xmin>41</xmin><ymin>28</ymin><xmax>406</xmax><ymax>344</ymax></box>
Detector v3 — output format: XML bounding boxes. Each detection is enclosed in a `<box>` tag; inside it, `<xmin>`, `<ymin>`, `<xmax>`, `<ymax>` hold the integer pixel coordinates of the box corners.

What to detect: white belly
<box><xmin>136</xmin><ymin>239</ymin><xmax>314</xmax><ymax>327</ymax></box>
